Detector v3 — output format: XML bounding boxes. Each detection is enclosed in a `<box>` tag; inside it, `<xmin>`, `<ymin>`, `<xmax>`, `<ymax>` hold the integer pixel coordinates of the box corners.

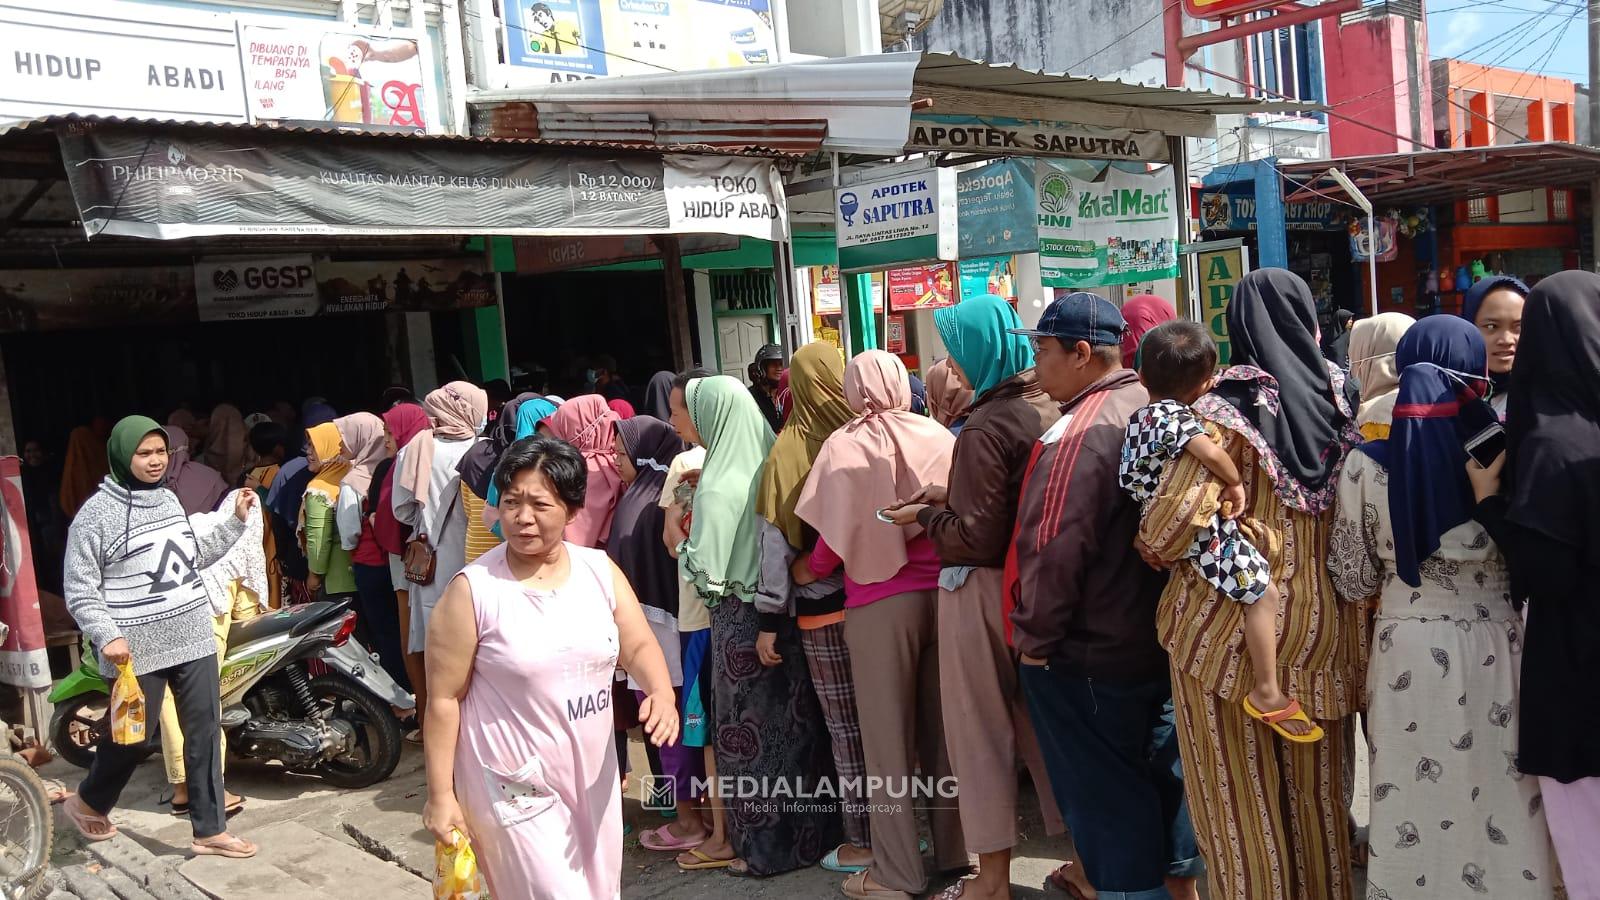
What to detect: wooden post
<box><xmin>660</xmin><ymin>236</ymin><xmax>695</xmax><ymax>370</ymax></box>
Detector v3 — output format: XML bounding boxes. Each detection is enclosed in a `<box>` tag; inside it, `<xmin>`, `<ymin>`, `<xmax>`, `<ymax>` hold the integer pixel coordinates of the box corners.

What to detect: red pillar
<box><xmin>1528</xmin><ymin>100</ymin><xmax>1548</xmax><ymax>141</ymax></box>
<box><xmin>1468</xmin><ymin>91</ymin><xmax>1495</xmax><ymax>146</ymax></box>
<box><xmin>1552</xmin><ymin>102</ymin><xmax>1575</xmax><ymax>142</ymax></box>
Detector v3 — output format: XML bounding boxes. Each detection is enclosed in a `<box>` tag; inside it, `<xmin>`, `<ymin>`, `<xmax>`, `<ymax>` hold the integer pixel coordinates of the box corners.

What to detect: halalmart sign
<box><xmin>1036</xmin><ymin>160</ymin><xmax>1180</xmax><ymax>288</ymax></box>
<box><xmin>834</xmin><ymin>168</ymin><xmax>958</xmax><ymax>273</ymax></box>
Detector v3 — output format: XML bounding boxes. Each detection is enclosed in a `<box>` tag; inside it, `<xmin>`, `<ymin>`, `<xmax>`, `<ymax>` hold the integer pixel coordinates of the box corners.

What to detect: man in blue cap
<box><xmin>1005</xmin><ymin>292</ymin><xmax>1202</xmax><ymax>900</ymax></box>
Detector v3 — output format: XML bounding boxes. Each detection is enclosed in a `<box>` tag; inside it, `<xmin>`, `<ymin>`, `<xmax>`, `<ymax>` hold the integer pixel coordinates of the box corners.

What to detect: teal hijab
<box><xmin>514</xmin><ymin>398</ymin><xmax>560</xmax><ymax>439</ymax></box>
<box><xmin>679</xmin><ymin>376</ymin><xmax>775</xmax><ymax>606</ymax></box>
<box><xmin>107</xmin><ymin>415</ymin><xmax>167</xmax><ymax>488</ymax></box>
<box><xmin>934</xmin><ymin>294</ymin><xmax>1035</xmax><ymax>396</ymax></box>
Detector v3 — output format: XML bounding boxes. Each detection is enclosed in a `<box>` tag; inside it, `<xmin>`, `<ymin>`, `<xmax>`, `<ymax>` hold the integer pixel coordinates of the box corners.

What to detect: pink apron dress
<box><xmin>453</xmin><ymin>543</ymin><xmax>622</xmax><ymax>900</ymax></box>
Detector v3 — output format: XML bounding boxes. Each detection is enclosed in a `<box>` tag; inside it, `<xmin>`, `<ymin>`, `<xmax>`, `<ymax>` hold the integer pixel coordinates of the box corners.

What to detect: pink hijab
<box><xmin>795</xmin><ymin>350</ymin><xmax>956</xmax><ymax>584</ymax></box>
<box><xmin>1120</xmin><ymin>294</ymin><xmax>1178</xmax><ymax>369</ymax></box>
<box><xmin>547</xmin><ymin>395</ymin><xmax>623</xmax><ymax>548</ymax></box>
<box><xmin>395</xmin><ymin>382</ymin><xmax>488</xmax><ymax>522</ymax></box>
<box><xmin>163</xmin><ymin>425</ymin><xmax>227</xmax><ymax>515</ymax></box>
<box><xmin>608</xmin><ymin>398</ymin><xmax>636</xmax><ymax>420</ymax></box>
<box><xmin>334</xmin><ymin>412</ymin><xmax>389</xmax><ymax>498</ymax></box>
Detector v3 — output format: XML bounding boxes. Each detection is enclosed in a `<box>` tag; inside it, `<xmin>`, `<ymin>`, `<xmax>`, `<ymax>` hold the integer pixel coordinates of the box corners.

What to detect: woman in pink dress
<box><xmin>422</xmin><ymin>436</ymin><xmax>679</xmax><ymax>900</ymax></box>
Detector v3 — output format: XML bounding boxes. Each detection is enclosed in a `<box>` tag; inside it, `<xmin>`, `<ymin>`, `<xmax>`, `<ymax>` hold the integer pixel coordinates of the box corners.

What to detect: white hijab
<box><xmin>1351</xmin><ymin>312</ymin><xmax>1416</xmax><ymax>430</ymax></box>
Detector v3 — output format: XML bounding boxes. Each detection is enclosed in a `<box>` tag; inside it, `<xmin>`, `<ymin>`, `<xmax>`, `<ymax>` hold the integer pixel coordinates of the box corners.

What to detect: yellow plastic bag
<box><xmin>109</xmin><ymin>660</ymin><xmax>146</xmax><ymax>745</ymax></box>
<box><xmin>433</xmin><ymin>829</ymin><xmax>489</xmax><ymax>900</ymax></box>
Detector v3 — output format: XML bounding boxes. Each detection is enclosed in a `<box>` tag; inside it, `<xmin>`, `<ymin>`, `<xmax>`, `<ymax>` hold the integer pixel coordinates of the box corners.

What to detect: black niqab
<box><xmin>1506</xmin><ymin>270</ymin><xmax>1600</xmax><ymax>565</ymax></box>
<box><xmin>1210</xmin><ymin>268</ymin><xmax>1357</xmax><ymax>496</ymax></box>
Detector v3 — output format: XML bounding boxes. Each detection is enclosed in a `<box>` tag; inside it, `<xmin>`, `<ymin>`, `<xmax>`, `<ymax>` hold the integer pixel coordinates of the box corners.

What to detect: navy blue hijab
<box><xmin>1358</xmin><ymin>316</ymin><xmax>1488</xmax><ymax>587</ymax></box>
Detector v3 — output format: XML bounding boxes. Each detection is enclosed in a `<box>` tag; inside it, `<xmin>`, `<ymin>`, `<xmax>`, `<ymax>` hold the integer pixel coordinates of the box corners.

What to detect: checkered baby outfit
<box><xmin>1120</xmin><ymin>399</ymin><xmax>1272</xmax><ymax>606</ymax></box>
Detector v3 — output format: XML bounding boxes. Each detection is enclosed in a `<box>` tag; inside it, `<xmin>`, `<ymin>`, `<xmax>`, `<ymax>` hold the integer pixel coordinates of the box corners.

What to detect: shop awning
<box><xmin>1279</xmin><ymin>143</ymin><xmax>1600</xmax><ymax>207</ymax></box>
<box><xmin>1</xmin><ymin>115</ymin><xmax>796</xmax><ymax>242</ymax></box>
<box><xmin>469</xmin><ymin>50</ymin><xmax>1315</xmax><ymax>154</ymax></box>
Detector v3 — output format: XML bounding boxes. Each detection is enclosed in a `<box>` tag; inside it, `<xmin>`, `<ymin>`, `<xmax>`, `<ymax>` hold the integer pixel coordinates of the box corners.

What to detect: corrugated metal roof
<box><xmin>1279</xmin><ymin>142</ymin><xmax>1600</xmax><ymax>206</ymax></box>
<box><xmin>470</xmin><ymin>50</ymin><xmax>1315</xmax><ymax>154</ymax></box>
<box><xmin>0</xmin><ymin>113</ymin><xmax>806</xmax><ymax>159</ymax></box>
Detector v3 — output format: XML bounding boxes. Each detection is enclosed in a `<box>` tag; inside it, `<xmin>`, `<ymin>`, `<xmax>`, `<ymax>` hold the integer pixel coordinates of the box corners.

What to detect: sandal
<box><xmin>842</xmin><ymin>869</ymin><xmax>912</xmax><ymax>899</ymax></box>
<box><xmin>191</xmin><ymin>833</ymin><xmax>258</xmax><ymax>859</ymax></box>
<box><xmin>170</xmin><ymin>793</ymin><xmax>247</xmax><ymax>817</ymax></box>
<box><xmin>677</xmin><ymin>848</ymin><xmax>734</xmax><ymax>871</ymax></box>
<box><xmin>61</xmin><ymin>795</ymin><xmax>118</xmax><ymax>842</ymax></box>
<box><xmin>934</xmin><ymin>876</ymin><xmax>979</xmax><ymax>900</ymax></box>
<box><xmin>639</xmin><ymin>826</ymin><xmax>705</xmax><ymax>852</ymax></box>
<box><xmin>821</xmin><ymin>843</ymin><xmax>869</xmax><ymax>874</ymax></box>
<box><xmin>1243</xmin><ymin>696</ymin><xmax>1325</xmax><ymax>743</ymax></box>
<box><xmin>1047</xmin><ymin>861</ymin><xmax>1096</xmax><ymax>899</ymax></box>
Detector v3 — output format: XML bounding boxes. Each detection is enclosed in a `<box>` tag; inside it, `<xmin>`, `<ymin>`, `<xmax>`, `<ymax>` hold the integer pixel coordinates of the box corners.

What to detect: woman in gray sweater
<box><xmin>60</xmin><ymin>415</ymin><xmax>258</xmax><ymax>859</ymax></box>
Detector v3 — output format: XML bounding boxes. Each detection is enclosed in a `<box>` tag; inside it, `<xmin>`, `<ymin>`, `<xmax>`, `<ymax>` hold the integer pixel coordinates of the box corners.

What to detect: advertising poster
<box><xmin>58</xmin><ymin>122</ymin><xmax>787</xmax><ymax>241</ymax></box>
<box><xmin>886</xmin><ymin>315</ymin><xmax>906</xmax><ymax>354</ymax></box>
<box><xmin>504</xmin><ymin>0</ymin><xmax>775</xmax><ymax>83</ymax></box>
<box><xmin>888</xmin><ymin>263</ymin><xmax>957</xmax><ymax>311</ymax></box>
<box><xmin>1197</xmin><ymin>245</ymin><xmax>1249</xmax><ymax>365</ymax></box>
<box><xmin>810</xmin><ymin>266</ymin><xmax>883</xmax><ymax>314</ymax></box>
<box><xmin>958</xmin><ymin>256</ymin><xmax>1017</xmax><ymax>303</ymax></box>
<box><xmin>0</xmin><ymin>267</ymin><xmax>195</xmax><ymax>333</ymax></box>
<box><xmin>0</xmin><ymin>458</ymin><xmax>49</xmax><ymax>690</ymax></box>
<box><xmin>195</xmin><ymin>255</ymin><xmax>318</xmax><ymax>321</ymax></box>
<box><xmin>240</xmin><ymin>25</ymin><xmax>431</xmax><ymax>129</ymax></box>
<box><xmin>1350</xmin><ymin>218</ymin><xmax>1398</xmax><ymax>263</ymax></box>
<box><xmin>316</xmin><ymin>259</ymin><xmax>498</xmax><ymax>315</ymax></box>
<box><xmin>1036</xmin><ymin>161</ymin><xmax>1180</xmax><ymax>288</ymax></box>
<box><xmin>957</xmin><ymin>159</ymin><xmax>1037</xmax><ymax>258</ymax></box>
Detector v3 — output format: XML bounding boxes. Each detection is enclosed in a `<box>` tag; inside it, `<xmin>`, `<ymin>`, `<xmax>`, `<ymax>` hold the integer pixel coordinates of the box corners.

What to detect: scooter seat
<box><xmin>227</xmin><ymin>600</ymin><xmax>351</xmax><ymax>652</ymax></box>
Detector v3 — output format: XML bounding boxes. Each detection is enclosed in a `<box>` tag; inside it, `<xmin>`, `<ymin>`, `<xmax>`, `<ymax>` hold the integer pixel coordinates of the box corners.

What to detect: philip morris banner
<box><xmin>1036</xmin><ymin>161</ymin><xmax>1180</xmax><ymax>289</ymax></box>
<box><xmin>55</xmin><ymin>122</ymin><xmax>787</xmax><ymax>241</ymax></box>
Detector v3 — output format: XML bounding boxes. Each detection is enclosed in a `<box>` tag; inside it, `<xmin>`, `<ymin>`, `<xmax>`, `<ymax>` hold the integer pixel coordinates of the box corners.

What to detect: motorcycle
<box><xmin>49</xmin><ymin>599</ymin><xmax>409</xmax><ymax>789</ymax></box>
<box><xmin>0</xmin><ymin>623</ymin><xmax>51</xmax><ymax>900</ymax></box>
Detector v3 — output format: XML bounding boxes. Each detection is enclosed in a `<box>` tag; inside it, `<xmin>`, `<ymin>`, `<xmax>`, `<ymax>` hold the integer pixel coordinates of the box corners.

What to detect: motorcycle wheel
<box><xmin>0</xmin><ymin>755</ymin><xmax>53</xmax><ymax>900</ymax></box>
<box><xmin>308</xmin><ymin>675</ymin><xmax>403</xmax><ymax>789</ymax></box>
<box><xmin>49</xmin><ymin>696</ymin><xmax>107</xmax><ymax>771</ymax></box>
<box><xmin>48</xmin><ymin>696</ymin><xmax>158</xmax><ymax>772</ymax></box>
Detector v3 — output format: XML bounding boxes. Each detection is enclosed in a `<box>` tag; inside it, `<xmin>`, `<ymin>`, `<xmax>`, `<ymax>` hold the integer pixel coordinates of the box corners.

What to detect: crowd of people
<box><xmin>40</xmin><ymin>266</ymin><xmax>1599</xmax><ymax>900</ymax></box>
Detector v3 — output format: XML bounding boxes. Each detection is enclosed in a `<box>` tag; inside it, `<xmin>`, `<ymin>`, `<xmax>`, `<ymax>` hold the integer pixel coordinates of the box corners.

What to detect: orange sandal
<box><xmin>61</xmin><ymin>794</ymin><xmax>118</xmax><ymax>842</ymax></box>
<box><xmin>1244</xmin><ymin>696</ymin><xmax>1325</xmax><ymax>744</ymax></box>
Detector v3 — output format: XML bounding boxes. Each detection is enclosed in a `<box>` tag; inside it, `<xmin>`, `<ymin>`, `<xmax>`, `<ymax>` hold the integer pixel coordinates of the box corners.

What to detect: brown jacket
<box><xmin>1008</xmin><ymin>369</ymin><xmax>1169</xmax><ymax>678</ymax></box>
<box><xmin>919</xmin><ymin>369</ymin><xmax>1061</xmax><ymax>568</ymax></box>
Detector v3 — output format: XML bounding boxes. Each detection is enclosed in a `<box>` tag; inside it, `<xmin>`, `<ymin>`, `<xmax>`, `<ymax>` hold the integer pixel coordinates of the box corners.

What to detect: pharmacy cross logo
<box><xmin>839</xmin><ymin>192</ymin><xmax>860</xmax><ymax>227</ymax></box>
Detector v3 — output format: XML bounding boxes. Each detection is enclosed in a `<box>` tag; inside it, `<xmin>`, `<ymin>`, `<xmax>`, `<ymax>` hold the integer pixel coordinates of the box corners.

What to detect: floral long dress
<box><xmin>1330</xmin><ymin>450</ymin><xmax>1554</xmax><ymax>899</ymax></box>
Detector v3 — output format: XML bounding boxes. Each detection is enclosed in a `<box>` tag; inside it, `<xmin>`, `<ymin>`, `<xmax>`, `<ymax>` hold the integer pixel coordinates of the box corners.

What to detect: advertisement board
<box><xmin>811</xmin><ymin>266</ymin><xmax>883</xmax><ymax>315</ymax></box>
<box><xmin>239</xmin><ymin>24</ymin><xmax>434</xmax><ymax>131</ymax></box>
<box><xmin>1197</xmin><ymin>189</ymin><xmax>1343</xmax><ymax>232</ymax></box>
<box><xmin>0</xmin><ymin>458</ymin><xmax>48</xmax><ymax>690</ymax></box>
<box><xmin>195</xmin><ymin>255</ymin><xmax>318</xmax><ymax>321</ymax></box>
<box><xmin>912</xmin><ymin>115</ymin><xmax>1168</xmax><ymax>163</ymax></box>
<box><xmin>316</xmin><ymin>259</ymin><xmax>498</xmax><ymax>315</ymax></box>
<box><xmin>888</xmin><ymin>263</ymin><xmax>958</xmax><ymax>311</ymax></box>
<box><xmin>0</xmin><ymin>0</ymin><xmax>247</xmax><ymax>123</ymax></box>
<box><xmin>958</xmin><ymin>256</ymin><xmax>1017</xmax><ymax>303</ymax></box>
<box><xmin>503</xmin><ymin>0</ymin><xmax>776</xmax><ymax>83</ymax></box>
<box><xmin>835</xmin><ymin>168</ymin><xmax>958</xmax><ymax>273</ymax></box>
<box><xmin>58</xmin><ymin>122</ymin><xmax>788</xmax><ymax>241</ymax></box>
<box><xmin>957</xmin><ymin>159</ymin><xmax>1037</xmax><ymax>258</ymax></box>
<box><xmin>1195</xmin><ymin>244</ymin><xmax>1250</xmax><ymax>366</ymax></box>
<box><xmin>1036</xmin><ymin>161</ymin><xmax>1181</xmax><ymax>289</ymax></box>
<box><xmin>0</xmin><ymin>266</ymin><xmax>196</xmax><ymax>333</ymax></box>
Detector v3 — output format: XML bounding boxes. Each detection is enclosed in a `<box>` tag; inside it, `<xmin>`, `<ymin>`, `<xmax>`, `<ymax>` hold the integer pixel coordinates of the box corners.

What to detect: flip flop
<box><xmin>171</xmin><ymin>795</ymin><xmax>247</xmax><ymax>817</ymax></box>
<box><xmin>61</xmin><ymin>795</ymin><xmax>118</xmax><ymax>842</ymax></box>
<box><xmin>677</xmin><ymin>848</ymin><xmax>734</xmax><ymax>871</ymax></box>
<box><xmin>1243</xmin><ymin>696</ymin><xmax>1325</xmax><ymax>743</ymax></box>
<box><xmin>191</xmin><ymin>833</ymin><xmax>257</xmax><ymax>859</ymax></box>
<box><xmin>639</xmin><ymin>826</ymin><xmax>705</xmax><ymax>852</ymax></box>
<box><xmin>821</xmin><ymin>844</ymin><xmax>868</xmax><ymax>874</ymax></box>
<box><xmin>842</xmin><ymin>869</ymin><xmax>912</xmax><ymax>899</ymax></box>
<box><xmin>1046</xmin><ymin>861</ymin><xmax>1096</xmax><ymax>899</ymax></box>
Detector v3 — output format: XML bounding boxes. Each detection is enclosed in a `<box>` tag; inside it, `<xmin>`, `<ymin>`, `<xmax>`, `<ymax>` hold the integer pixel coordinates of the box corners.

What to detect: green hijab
<box><xmin>756</xmin><ymin>342</ymin><xmax>853</xmax><ymax>549</ymax></box>
<box><xmin>680</xmin><ymin>375</ymin><xmax>775</xmax><ymax>606</ymax></box>
<box><xmin>934</xmin><ymin>294</ymin><xmax>1035</xmax><ymax>397</ymax></box>
<box><xmin>107</xmin><ymin>415</ymin><xmax>167</xmax><ymax>488</ymax></box>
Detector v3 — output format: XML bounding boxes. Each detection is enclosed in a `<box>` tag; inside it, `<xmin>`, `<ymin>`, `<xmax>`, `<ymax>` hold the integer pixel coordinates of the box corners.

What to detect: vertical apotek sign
<box><xmin>1196</xmin><ymin>244</ymin><xmax>1250</xmax><ymax>365</ymax></box>
<box><xmin>835</xmin><ymin>168</ymin><xmax>958</xmax><ymax>274</ymax></box>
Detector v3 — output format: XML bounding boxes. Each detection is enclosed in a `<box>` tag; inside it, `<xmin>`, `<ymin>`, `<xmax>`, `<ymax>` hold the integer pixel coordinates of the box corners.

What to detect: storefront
<box><xmin>0</xmin><ymin>114</ymin><xmax>793</xmax><ymax>454</ymax></box>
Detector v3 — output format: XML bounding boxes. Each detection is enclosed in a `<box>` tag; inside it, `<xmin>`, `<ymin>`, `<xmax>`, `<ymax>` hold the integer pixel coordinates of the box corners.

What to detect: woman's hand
<box><xmin>99</xmin><ymin>637</ymin><xmax>131</xmax><ymax>666</ymax></box>
<box><xmin>306</xmin><ymin>572</ymin><xmax>323</xmax><ymax>594</ymax></box>
<box><xmin>895</xmin><ymin>484</ymin><xmax>947</xmax><ymax>508</ymax></box>
<box><xmin>1133</xmin><ymin>537</ymin><xmax>1169</xmax><ymax>571</ymax></box>
<box><xmin>234</xmin><ymin>490</ymin><xmax>257</xmax><ymax>522</ymax></box>
<box><xmin>755</xmin><ymin>631</ymin><xmax>783</xmax><ymax>667</ymax></box>
<box><xmin>790</xmin><ymin>554</ymin><xmax>817</xmax><ymax>586</ymax></box>
<box><xmin>638</xmin><ymin>689</ymin><xmax>680</xmax><ymax>747</ymax></box>
<box><xmin>1466</xmin><ymin>452</ymin><xmax>1506</xmax><ymax>503</ymax></box>
<box><xmin>423</xmin><ymin>792</ymin><xmax>469</xmax><ymax>844</ymax></box>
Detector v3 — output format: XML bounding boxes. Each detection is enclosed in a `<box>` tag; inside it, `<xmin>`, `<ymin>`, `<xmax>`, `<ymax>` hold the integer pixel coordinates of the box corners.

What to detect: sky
<box><xmin>1427</xmin><ymin>0</ymin><xmax>1588</xmax><ymax>84</ymax></box>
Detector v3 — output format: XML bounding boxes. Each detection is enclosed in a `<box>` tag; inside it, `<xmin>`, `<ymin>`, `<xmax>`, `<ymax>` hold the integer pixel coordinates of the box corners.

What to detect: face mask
<box><xmin>478</xmin><ymin>416</ymin><xmax>488</xmax><ymax>434</ymax></box>
<box><xmin>585</xmin><ymin>369</ymin><xmax>598</xmax><ymax>383</ymax></box>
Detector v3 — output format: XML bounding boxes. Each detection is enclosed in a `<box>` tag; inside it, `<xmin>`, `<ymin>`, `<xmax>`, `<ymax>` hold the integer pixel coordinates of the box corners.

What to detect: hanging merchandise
<box><xmin>1036</xmin><ymin>161</ymin><xmax>1180</xmax><ymax>288</ymax></box>
<box><xmin>1350</xmin><ymin>217</ymin><xmax>1398</xmax><ymax>263</ymax></box>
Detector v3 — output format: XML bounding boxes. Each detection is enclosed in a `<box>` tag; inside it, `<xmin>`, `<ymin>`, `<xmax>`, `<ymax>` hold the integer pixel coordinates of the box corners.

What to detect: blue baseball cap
<box><xmin>1008</xmin><ymin>292</ymin><xmax>1127</xmax><ymax>346</ymax></box>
